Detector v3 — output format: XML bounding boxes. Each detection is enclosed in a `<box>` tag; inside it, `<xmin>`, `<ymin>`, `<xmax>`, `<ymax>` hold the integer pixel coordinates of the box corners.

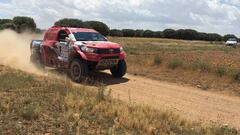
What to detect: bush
<box><xmin>20</xmin><ymin>105</ymin><xmax>39</xmax><ymax>120</ymax></box>
<box><xmin>233</xmin><ymin>71</ymin><xmax>240</xmax><ymax>81</ymax></box>
<box><xmin>153</xmin><ymin>56</ymin><xmax>162</xmax><ymax>65</ymax></box>
<box><xmin>215</xmin><ymin>66</ymin><xmax>227</xmax><ymax>77</ymax></box>
<box><xmin>191</xmin><ymin>61</ymin><xmax>210</xmax><ymax>72</ymax></box>
<box><xmin>168</xmin><ymin>59</ymin><xmax>183</xmax><ymax>70</ymax></box>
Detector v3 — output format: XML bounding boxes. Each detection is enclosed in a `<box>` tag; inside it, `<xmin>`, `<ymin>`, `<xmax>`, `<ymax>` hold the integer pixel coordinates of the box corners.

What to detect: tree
<box><xmin>223</xmin><ymin>34</ymin><xmax>238</xmax><ymax>41</ymax></box>
<box><xmin>110</xmin><ymin>29</ymin><xmax>123</xmax><ymax>37</ymax></box>
<box><xmin>176</xmin><ymin>29</ymin><xmax>198</xmax><ymax>40</ymax></box>
<box><xmin>197</xmin><ymin>32</ymin><xmax>208</xmax><ymax>41</ymax></box>
<box><xmin>153</xmin><ymin>31</ymin><xmax>163</xmax><ymax>38</ymax></box>
<box><xmin>163</xmin><ymin>29</ymin><xmax>177</xmax><ymax>38</ymax></box>
<box><xmin>143</xmin><ymin>30</ymin><xmax>154</xmax><ymax>38</ymax></box>
<box><xmin>0</xmin><ymin>19</ymin><xmax>12</xmax><ymax>26</ymax></box>
<box><xmin>135</xmin><ymin>29</ymin><xmax>144</xmax><ymax>37</ymax></box>
<box><xmin>54</xmin><ymin>18</ymin><xmax>88</xmax><ymax>28</ymax></box>
<box><xmin>0</xmin><ymin>23</ymin><xmax>16</xmax><ymax>30</ymax></box>
<box><xmin>85</xmin><ymin>21</ymin><xmax>110</xmax><ymax>36</ymax></box>
<box><xmin>122</xmin><ymin>29</ymin><xmax>135</xmax><ymax>37</ymax></box>
<box><xmin>206</xmin><ymin>33</ymin><xmax>223</xmax><ymax>41</ymax></box>
<box><xmin>13</xmin><ymin>16</ymin><xmax>36</xmax><ymax>33</ymax></box>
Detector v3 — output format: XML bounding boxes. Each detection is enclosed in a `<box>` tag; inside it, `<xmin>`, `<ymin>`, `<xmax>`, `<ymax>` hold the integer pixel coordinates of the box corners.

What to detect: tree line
<box><xmin>0</xmin><ymin>16</ymin><xmax>239</xmax><ymax>41</ymax></box>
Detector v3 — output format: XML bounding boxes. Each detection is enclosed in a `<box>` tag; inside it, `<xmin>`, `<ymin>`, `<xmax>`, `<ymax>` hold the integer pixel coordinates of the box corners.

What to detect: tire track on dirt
<box><xmin>105</xmin><ymin>73</ymin><xmax>240</xmax><ymax>129</ymax></box>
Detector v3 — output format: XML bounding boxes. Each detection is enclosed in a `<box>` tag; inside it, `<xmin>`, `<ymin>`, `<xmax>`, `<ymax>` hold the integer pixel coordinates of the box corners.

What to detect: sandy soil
<box><xmin>102</xmin><ymin>73</ymin><xmax>240</xmax><ymax>129</ymax></box>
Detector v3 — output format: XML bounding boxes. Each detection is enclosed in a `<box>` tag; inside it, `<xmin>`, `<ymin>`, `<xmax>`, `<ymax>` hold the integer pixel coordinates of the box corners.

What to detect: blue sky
<box><xmin>0</xmin><ymin>0</ymin><xmax>239</xmax><ymax>36</ymax></box>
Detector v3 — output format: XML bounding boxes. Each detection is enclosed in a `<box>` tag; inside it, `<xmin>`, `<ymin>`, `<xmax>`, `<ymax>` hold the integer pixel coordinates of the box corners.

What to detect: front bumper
<box><xmin>78</xmin><ymin>50</ymin><xmax>126</xmax><ymax>62</ymax></box>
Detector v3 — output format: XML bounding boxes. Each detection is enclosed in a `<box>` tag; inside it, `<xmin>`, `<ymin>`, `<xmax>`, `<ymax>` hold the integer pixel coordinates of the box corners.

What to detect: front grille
<box><xmin>102</xmin><ymin>56</ymin><xmax>119</xmax><ymax>59</ymax></box>
<box><xmin>96</xmin><ymin>48</ymin><xmax>120</xmax><ymax>54</ymax></box>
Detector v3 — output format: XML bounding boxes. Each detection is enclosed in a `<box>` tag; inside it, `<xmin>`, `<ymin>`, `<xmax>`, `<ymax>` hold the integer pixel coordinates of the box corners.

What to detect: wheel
<box><xmin>30</xmin><ymin>54</ymin><xmax>44</xmax><ymax>69</ymax></box>
<box><xmin>110</xmin><ymin>59</ymin><xmax>127</xmax><ymax>78</ymax></box>
<box><xmin>69</xmin><ymin>59</ymin><xmax>88</xmax><ymax>83</ymax></box>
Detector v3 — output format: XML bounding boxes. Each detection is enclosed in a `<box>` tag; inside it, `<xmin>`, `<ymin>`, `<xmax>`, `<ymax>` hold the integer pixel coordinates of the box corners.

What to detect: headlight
<box><xmin>120</xmin><ymin>47</ymin><xmax>124</xmax><ymax>52</ymax></box>
<box><xmin>80</xmin><ymin>46</ymin><xmax>97</xmax><ymax>53</ymax></box>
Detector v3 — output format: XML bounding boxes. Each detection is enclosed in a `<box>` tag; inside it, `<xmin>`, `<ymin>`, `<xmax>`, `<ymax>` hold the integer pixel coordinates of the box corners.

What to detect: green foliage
<box><xmin>110</xmin><ymin>29</ymin><xmax>123</xmax><ymax>37</ymax></box>
<box><xmin>191</xmin><ymin>61</ymin><xmax>210</xmax><ymax>72</ymax></box>
<box><xmin>163</xmin><ymin>29</ymin><xmax>177</xmax><ymax>39</ymax></box>
<box><xmin>215</xmin><ymin>66</ymin><xmax>227</xmax><ymax>77</ymax></box>
<box><xmin>13</xmin><ymin>16</ymin><xmax>36</xmax><ymax>33</ymax></box>
<box><xmin>85</xmin><ymin>21</ymin><xmax>110</xmax><ymax>36</ymax></box>
<box><xmin>54</xmin><ymin>18</ymin><xmax>89</xmax><ymax>28</ymax></box>
<box><xmin>168</xmin><ymin>59</ymin><xmax>183</xmax><ymax>69</ymax></box>
<box><xmin>97</xmin><ymin>83</ymin><xmax>105</xmax><ymax>102</ymax></box>
<box><xmin>153</xmin><ymin>56</ymin><xmax>162</xmax><ymax>65</ymax></box>
<box><xmin>135</xmin><ymin>29</ymin><xmax>144</xmax><ymax>37</ymax></box>
<box><xmin>233</xmin><ymin>71</ymin><xmax>240</xmax><ymax>81</ymax></box>
<box><xmin>19</xmin><ymin>105</ymin><xmax>40</xmax><ymax>120</ymax></box>
<box><xmin>122</xmin><ymin>29</ymin><xmax>135</xmax><ymax>37</ymax></box>
<box><xmin>0</xmin><ymin>23</ymin><xmax>16</xmax><ymax>30</ymax></box>
<box><xmin>153</xmin><ymin>31</ymin><xmax>163</xmax><ymax>38</ymax></box>
<box><xmin>176</xmin><ymin>29</ymin><xmax>198</xmax><ymax>40</ymax></box>
<box><xmin>224</xmin><ymin>34</ymin><xmax>238</xmax><ymax>42</ymax></box>
<box><xmin>0</xmin><ymin>19</ymin><xmax>12</xmax><ymax>26</ymax></box>
<box><xmin>142</xmin><ymin>30</ymin><xmax>154</xmax><ymax>38</ymax></box>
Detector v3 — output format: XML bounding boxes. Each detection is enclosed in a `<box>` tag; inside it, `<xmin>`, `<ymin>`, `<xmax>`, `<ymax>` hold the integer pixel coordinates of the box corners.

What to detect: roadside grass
<box><xmin>0</xmin><ymin>66</ymin><xmax>239</xmax><ymax>134</ymax></box>
<box><xmin>168</xmin><ymin>59</ymin><xmax>183</xmax><ymax>70</ymax></box>
<box><xmin>111</xmin><ymin>37</ymin><xmax>240</xmax><ymax>95</ymax></box>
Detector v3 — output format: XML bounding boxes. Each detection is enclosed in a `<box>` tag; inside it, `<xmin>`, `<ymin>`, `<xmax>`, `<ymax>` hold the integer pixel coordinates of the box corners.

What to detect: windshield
<box><xmin>73</xmin><ymin>32</ymin><xmax>107</xmax><ymax>41</ymax></box>
<box><xmin>228</xmin><ymin>38</ymin><xmax>237</xmax><ymax>41</ymax></box>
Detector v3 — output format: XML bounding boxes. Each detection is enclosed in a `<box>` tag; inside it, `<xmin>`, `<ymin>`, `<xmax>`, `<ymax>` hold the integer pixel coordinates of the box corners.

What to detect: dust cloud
<box><xmin>0</xmin><ymin>30</ymin><xmax>43</xmax><ymax>74</ymax></box>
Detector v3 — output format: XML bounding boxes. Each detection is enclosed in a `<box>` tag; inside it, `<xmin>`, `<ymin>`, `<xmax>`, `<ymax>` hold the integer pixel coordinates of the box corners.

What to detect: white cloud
<box><xmin>0</xmin><ymin>0</ymin><xmax>239</xmax><ymax>36</ymax></box>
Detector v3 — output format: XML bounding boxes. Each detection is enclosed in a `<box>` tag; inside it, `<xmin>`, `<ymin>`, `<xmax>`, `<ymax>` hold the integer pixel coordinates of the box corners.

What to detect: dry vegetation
<box><xmin>110</xmin><ymin>37</ymin><xmax>240</xmax><ymax>95</ymax></box>
<box><xmin>0</xmin><ymin>65</ymin><xmax>239</xmax><ymax>135</ymax></box>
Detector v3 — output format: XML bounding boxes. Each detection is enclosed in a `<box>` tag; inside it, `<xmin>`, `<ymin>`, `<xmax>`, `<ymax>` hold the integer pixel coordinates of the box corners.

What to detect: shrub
<box><xmin>96</xmin><ymin>83</ymin><xmax>105</xmax><ymax>102</ymax></box>
<box><xmin>20</xmin><ymin>105</ymin><xmax>39</xmax><ymax>120</ymax></box>
<box><xmin>191</xmin><ymin>61</ymin><xmax>210</xmax><ymax>72</ymax></box>
<box><xmin>168</xmin><ymin>59</ymin><xmax>183</xmax><ymax>70</ymax></box>
<box><xmin>233</xmin><ymin>71</ymin><xmax>240</xmax><ymax>81</ymax></box>
<box><xmin>215</xmin><ymin>66</ymin><xmax>227</xmax><ymax>77</ymax></box>
<box><xmin>153</xmin><ymin>56</ymin><xmax>162</xmax><ymax>65</ymax></box>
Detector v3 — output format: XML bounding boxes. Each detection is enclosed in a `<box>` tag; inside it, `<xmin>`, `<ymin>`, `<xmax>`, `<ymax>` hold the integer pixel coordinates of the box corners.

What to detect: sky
<box><xmin>0</xmin><ymin>0</ymin><xmax>239</xmax><ymax>36</ymax></box>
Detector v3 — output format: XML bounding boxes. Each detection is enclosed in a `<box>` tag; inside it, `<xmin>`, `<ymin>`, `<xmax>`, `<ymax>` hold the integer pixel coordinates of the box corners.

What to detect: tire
<box><xmin>110</xmin><ymin>59</ymin><xmax>127</xmax><ymax>78</ymax></box>
<box><xmin>30</xmin><ymin>54</ymin><xmax>44</xmax><ymax>69</ymax></box>
<box><xmin>69</xmin><ymin>59</ymin><xmax>88</xmax><ymax>83</ymax></box>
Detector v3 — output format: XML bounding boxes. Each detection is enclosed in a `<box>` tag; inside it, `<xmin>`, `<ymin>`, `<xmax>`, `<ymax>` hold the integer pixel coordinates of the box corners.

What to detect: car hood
<box><xmin>75</xmin><ymin>41</ymin><xmax>121</xmax><ymax>49</ymax></box>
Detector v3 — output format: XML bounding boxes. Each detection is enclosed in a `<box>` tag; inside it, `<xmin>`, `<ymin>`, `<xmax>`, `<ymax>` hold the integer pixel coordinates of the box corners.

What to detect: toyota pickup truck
<box><xmin>30</xmin><ymin>26</ymin><xmax>127</xmax><ymax>82</ymax></box>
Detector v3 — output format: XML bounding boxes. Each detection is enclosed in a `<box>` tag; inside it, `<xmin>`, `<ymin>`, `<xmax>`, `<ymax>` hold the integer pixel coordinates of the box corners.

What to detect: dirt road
<box><xmin>100</xmin><ymin>73</ymin><xmax>240</xmax><ymax>129</ymax></box>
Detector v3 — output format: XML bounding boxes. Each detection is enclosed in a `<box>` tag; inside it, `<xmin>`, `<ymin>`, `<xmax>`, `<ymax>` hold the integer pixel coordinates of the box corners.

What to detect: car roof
<box><xmin>50</xmin><ymin>26</ymin><xmax>98</xmax><ymax>33</ymax></box>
